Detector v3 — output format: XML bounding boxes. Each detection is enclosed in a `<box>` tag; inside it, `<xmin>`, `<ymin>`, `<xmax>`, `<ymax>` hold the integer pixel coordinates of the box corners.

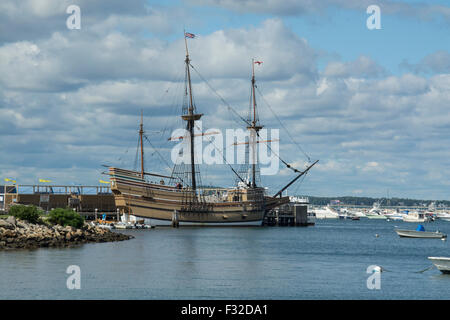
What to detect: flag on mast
<box><xmin>254</xmin><ymin>61</ymin><xmax>263</xmax><ymax>65</ymax></box>
<box><xmin>185</xmin><ymin>32</ymin><xmax>195</xmax><ymax>38</ymax></box>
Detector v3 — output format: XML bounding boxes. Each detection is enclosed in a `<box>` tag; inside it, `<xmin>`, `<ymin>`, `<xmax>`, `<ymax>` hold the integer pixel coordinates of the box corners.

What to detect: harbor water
<box><xmin>1</xmin><ymin>219</ymin><xmax>449</xmax><ymax>300</ymax></box>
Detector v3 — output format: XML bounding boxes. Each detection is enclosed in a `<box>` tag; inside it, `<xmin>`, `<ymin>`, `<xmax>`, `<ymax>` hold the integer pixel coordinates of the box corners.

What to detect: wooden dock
<box><xmin>264</xmin><ymin>203</ymin><xmax>314</xmax><ymax>227</ymax></box>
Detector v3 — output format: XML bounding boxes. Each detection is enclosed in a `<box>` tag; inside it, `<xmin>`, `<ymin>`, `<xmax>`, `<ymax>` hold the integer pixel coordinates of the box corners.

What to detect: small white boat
<box><xmin>384</xmin><ymin>210</ymin><xmax>404</xmax><ymax>221</ymax></box>
<box><xmin>114</xmin><ymin>222</ymin><xmax>133</xmax><ymax>229</ymax></box>
<box><xmin>436</xmin><ymin>211</ymin><xmax>450</xmax><ymax>221</ymax></box>
<box><xmin>385</xmin><ymin>215</ymin><xmax>404</xmax><ymax>221</ymax></box>
<box><xmin>97</xmin><ymin>224</ymin><xmax>114</xmax><ymax>230</ymax></box>
<box><xmin>402</xmin><ymin>211</ymin><xmax>429</xmax><ymax>223</ymax></box>
<box><xmin>313</xmin><ymin>206</ymin><xmax>339</xmax><ymax>219</ymax></box>
<box><xmin>395</xmin><ymin>226</ymin><xmax>447</xmax><ymax>239</ymax></box>
<box><xmin>428</xmin><ymin>257</ymin><xmax>450</xmax><ymax>274</ymax></box>
<box><xmin>134</xmin><ymin>223</ymin><xmax>153</xmax><ymax>229</ymax></box>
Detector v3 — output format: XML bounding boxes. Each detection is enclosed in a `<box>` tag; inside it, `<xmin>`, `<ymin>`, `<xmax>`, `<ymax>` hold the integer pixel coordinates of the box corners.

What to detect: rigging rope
<box><xmin>254</xmin><ymin>128</ymin><xmax>306</xmax><ymax>174</ymax></box>
<box><xmin>160</xmin><ymin>69</ymin><xmax>185</xmax><ymax>141</ymax></box>
<box><xmin>143</xmin><ymin>134</ymin><xmax>173</xmax><ymax>173</ymax></box>
<box><xmin>193</xmin><ymin>122</ymin><xmax>248</xmax><ymax>185</ymax></box>
<box><xmin>256</xmin><ymin>85</ymin><xmax>311</xmax><ymax>162</ymax></box>
<box><xmin>188</xmin><ymin>61</ymin><xmax>317</xmax><ymax>194</ymax></box>
<box><xmin>190</xmin><ymin>61</ymin><xmax>311</xmax><ymax>174</ymax></box>
<box><xmin>292</xmin><ymin>173</ymin><xmax>307</xmax><ymax>195</ymax></box>
<box><xmin>189</xmin><ymin>63</ymin><xmax>251</xmax><ymax>127</ymax></box>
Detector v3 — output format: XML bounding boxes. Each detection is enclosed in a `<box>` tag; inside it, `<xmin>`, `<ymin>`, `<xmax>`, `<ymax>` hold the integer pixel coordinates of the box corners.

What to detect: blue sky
<box><xmin>1</xmin><ymin>0</ymin><xmax>450</xmax><ymax>200</ymax></box>
<box><xmin>172</xmin><ymin>0</ymin><xmax>450</xmax><ymax>74</ymax></box>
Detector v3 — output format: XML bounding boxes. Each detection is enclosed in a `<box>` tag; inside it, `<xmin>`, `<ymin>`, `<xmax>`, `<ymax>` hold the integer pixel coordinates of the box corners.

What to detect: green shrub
<box><xmin>48</xmin><ymin>208</ymin><xmax>84</xmax><ymax>229</ymax></box>
<box><xmin>8</xmin><ymin>205</ymin><xmax>41</xmax><ymax>224</ymax></box>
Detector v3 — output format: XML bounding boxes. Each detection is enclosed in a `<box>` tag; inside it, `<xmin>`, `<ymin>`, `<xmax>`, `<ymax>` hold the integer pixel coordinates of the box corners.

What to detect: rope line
<box><xmin>372</xmin><ymin>265</ymin><xmax>436</xmax><ymax>273</ymax></box>
<box><xmin>256</xmin><ymin>85</ymin><xmax>311</xmax><ymax>162</ymax></box>
<box><xmin>189</xmin><ymin>63</ymin><xmax>251</xmax><ymax>127</ymax></box>
<box><xmin>143</xmin><ymin>134</ymin><xmax>173</xmax><ymax>172</ymax></box>
<box><xmin>193</xmin><ymin>122</ymin><xmax>247</xmax><ymax>185</ymax></box>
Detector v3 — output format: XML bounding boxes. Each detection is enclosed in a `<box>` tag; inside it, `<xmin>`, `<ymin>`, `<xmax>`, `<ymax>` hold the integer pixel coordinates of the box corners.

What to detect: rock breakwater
<box><xmin>0</xmin><ymin>216</ymin><xmax>133</xmax><ymax>250</ymax></box>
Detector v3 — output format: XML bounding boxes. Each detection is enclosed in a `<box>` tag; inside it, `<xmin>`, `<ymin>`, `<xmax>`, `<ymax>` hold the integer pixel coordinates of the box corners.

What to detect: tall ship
<box><xmin>108</xmin><ymin>33</ymin><xmax>317</xmax><ymax>226</ymax></box>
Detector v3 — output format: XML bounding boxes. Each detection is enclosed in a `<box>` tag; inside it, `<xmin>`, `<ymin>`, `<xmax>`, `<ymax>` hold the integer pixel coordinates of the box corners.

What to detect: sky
<box><xmin>1</xmin><ymin>0</ymin><xmax>450</xmax><ymax>199</ymax></box>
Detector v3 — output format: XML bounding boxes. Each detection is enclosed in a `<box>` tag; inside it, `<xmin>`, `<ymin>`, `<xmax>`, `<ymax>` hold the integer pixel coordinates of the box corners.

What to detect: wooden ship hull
<box><xmin>110</xmin><ymin>167</ymin><xmax>289</xmax><ymax>225</ymax></box>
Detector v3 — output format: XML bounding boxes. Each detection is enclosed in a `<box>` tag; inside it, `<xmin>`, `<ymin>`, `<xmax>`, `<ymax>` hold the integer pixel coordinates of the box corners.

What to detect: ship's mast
<box><xmin>248</xmin><ymin>59</ymin><xmax>263</xmax><ymax>188</ymax></box>
<box><xmin>139</xmin><ymin>110</ymin><xmax>145</xmax><ymax>178</ymax></box>
<box><xmin>252</xmin><ymin>59</ymin><xmax>257</xmax><ymax>128</ymax></box>
<box><xmin>183</xmin><ymin>33</ymin><xmax>202</xmax><ymax>192</ymax></box>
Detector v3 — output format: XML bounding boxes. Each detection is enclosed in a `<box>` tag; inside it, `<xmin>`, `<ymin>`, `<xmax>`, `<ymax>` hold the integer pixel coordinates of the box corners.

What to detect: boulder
<box><xmin>0</xmin><ymin>220</ymin><xmax>14</xmax><ymax>230</ymax></box>
<box><xmin>3</xmin><ymin>229</ymin><xmax>15</xmax><ymax>237</ymax></box>
<box><xmin>6</xmin><ymin>216</ymin><xmax>16</xmax><ymax>226</ymax></box>
<box><xmin>16</xmin><ymin>221</ymin><xmax>28</xmax><ymax>229</ymax></box>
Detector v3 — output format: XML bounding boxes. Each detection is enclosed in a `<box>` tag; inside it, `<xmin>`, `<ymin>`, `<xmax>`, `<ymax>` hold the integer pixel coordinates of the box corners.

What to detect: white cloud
<box><xmin>360</xmin><ymin>161</ymin><xmax>384</xmax><ymax>173</ymax></box>
<box><xmin>401</xmin><ymin>50</ymin><xmax>450</xmax><ymax>74</ymax></box>
<box><xmin>323</xmin><ymin>56</ymin><xmax>386</xmax><ymax>79</ymax></box>
<box><xmin>1</xmin><ymin>9</ymin><xmax>450</xmax><ymax>198</ymax></box>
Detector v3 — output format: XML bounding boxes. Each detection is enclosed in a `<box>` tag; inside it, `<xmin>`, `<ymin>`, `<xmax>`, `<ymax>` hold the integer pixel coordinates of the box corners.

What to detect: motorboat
<box><xmin>97</xmin><ymin>224</ymin><xmax>114</xmax><ymax>230</ymax></box>
<box><xmin>313</xmin><ymin>205</ymin><xmax>339</xmax><ymax>219</ymax></box>
<box><xmin>365</xmin><ymin>202</ymin><xmax>387</xmax><ymax>219</ymax></box>
<box><xmin>402</xmin><ymin>211</ymin><xmax>429</xmax><ymax>223</ymax></box>
<box><xmin>350</xmin><ymin>210</ymin><xmax>366</xmax><ymax>218</ymax></box>
<box><xmin>436</xmin><ymin>211</ymin><xmax>450</xmax><ymax>221</ymax></box>
<box><xmin>114</xmin><ymin>222</ymin><xmax>134</xmax><ymax>229</ymax></box>
<box><xmin>134</xmin><ymin>223</ymin><xmax>153</xmax><ymax>229</ymax></box>
<box><xmin>395</xmin><ymin>225</ymin><xmax>447</xmax><ymax>239</ymax></box>
<box><xmin>366</xmin><ymin>211</ymin><xmax>387</xmax><ymax>219</ymax></box>
<box><xmin>428</xmin><ymin>257</ymin><xmax>450</xmax><ymax>274</ymax></box>
<box><xmin>384</xmin><ymin>209</ymin><xmax>404</xmax><ymax>221</ymax></box>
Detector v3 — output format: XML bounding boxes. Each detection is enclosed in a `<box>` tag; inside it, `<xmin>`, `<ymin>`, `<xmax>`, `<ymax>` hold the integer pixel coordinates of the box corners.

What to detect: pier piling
<box><xmin>172</xmin><ymin>210</ymin><xmax>179</xmax><ymax>228</ymax></box>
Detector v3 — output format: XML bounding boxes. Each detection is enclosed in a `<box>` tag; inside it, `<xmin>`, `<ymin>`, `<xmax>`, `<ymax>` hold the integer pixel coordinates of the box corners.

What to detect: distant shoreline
<box><xmin>304</xmin><ymin>196</ymin><xmax>450</xmax><ymax>207</ymax></box>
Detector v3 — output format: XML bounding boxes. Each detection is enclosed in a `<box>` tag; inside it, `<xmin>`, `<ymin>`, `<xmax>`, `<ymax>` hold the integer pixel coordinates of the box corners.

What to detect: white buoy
<box><xmin>373</xmin><ymin>266</ymin><xmax>382</xmax><ymax>272</ymax></box>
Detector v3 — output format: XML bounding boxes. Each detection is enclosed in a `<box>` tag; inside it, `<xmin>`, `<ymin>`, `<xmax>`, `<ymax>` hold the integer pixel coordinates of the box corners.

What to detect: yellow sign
<box><xmin>39</xmin><ymin>179</ymin><xmax>51</xmax><ymax>183</ymax></box>
<box><xmin>99</xmin><ymin>180</ymin><xmax>110</xmax><ymax>184</ymax></box>
<box><xmin>4</xmin><ymin>178</ymin><xmax>16</xmax><ymax>183</ymax></box>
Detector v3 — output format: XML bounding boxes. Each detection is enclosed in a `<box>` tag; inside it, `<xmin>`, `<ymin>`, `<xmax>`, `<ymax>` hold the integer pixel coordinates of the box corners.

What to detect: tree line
<box><xmin>302</xmin><ymin>196</ymin><xmax>450</xmax><ymax>207</ymax></box>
